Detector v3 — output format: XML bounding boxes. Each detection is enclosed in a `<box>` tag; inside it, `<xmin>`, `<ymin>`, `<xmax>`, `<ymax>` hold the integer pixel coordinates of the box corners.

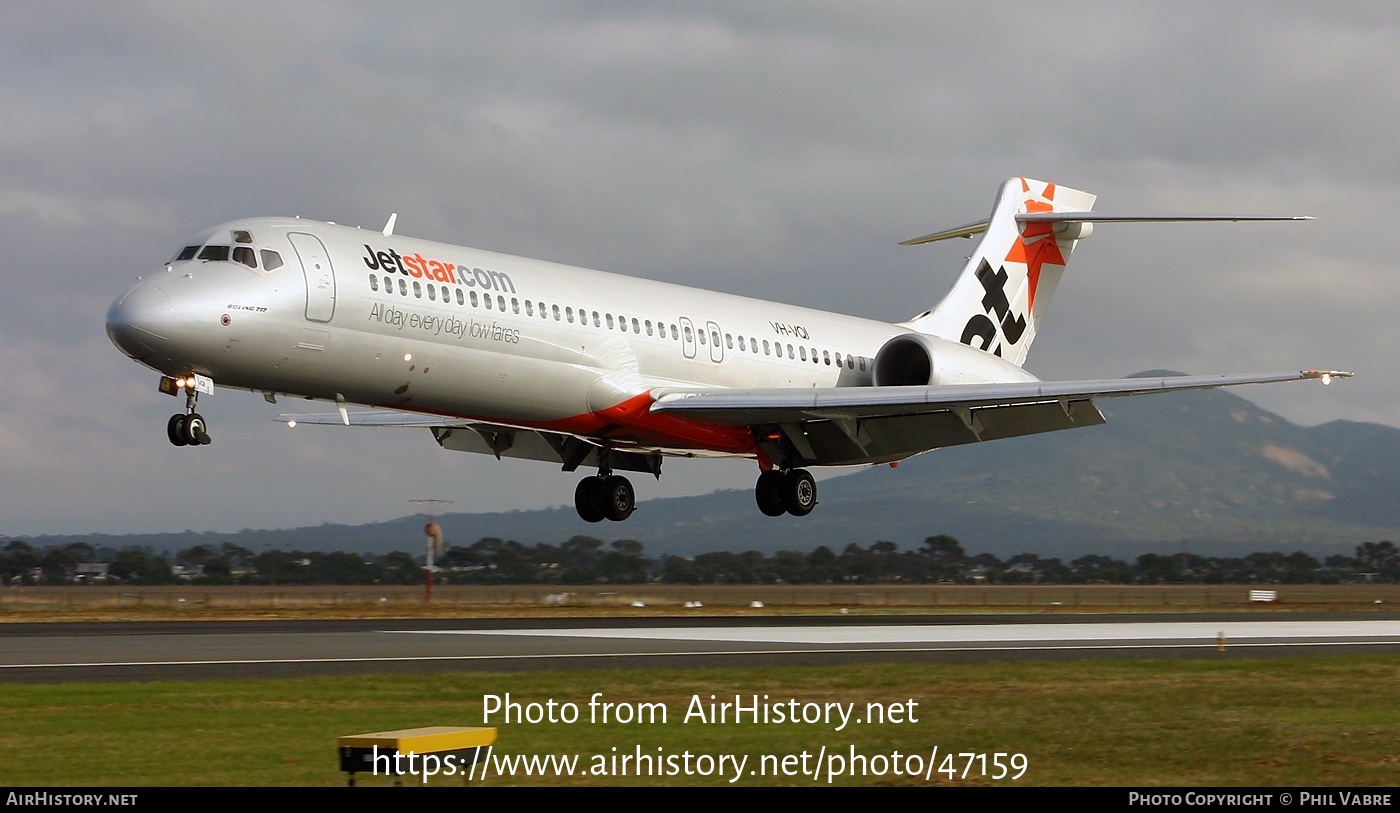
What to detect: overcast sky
<box><xmin>1</xmin><ymin>2</ymin><xmax>1394</xmax><ymax>537</ymax></box>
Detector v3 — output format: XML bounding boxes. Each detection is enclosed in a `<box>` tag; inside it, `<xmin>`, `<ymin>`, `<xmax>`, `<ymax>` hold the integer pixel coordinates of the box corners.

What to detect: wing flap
<box><xmin>787</xmin><ymin>400</ymin><xmax>1107</xmax><ymax>465</ymax></box>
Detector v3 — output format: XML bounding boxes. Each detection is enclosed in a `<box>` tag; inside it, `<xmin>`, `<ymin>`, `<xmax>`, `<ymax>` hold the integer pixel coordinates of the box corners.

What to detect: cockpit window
<box><xmin>260</xmin><ymin>249</ymin><xmax>283</xmax><ymax>271</ymax></box>
<box><xmin>232</xmin><ymin>246</ymin><xmax>257</xmax><ymax>269</ymax></box>
<box><xmin>232</xmin><ymin>230</ymin><xmax>253</xmax><ymax>244</ymax></box>
<box><xmin>198</xmin><ymin>245</ymin><xmax>230</xmax><ymax>262</ymax></box>
<box><xmin>174</xmin><ymin>245</ymin><xmax>199</xmax><ymax>262</ymax></box>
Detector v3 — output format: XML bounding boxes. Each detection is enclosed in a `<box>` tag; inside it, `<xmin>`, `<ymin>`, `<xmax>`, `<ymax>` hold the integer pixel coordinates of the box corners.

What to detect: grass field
<box><xmin>4</xmin><ymin>582</ymin><xmax>1398</xmax><ymax>621</ymax></box>
<box><xmin>2</xmin><ymin>656</ymin><xmax>1397</xmax><ymax>786</ymax></box>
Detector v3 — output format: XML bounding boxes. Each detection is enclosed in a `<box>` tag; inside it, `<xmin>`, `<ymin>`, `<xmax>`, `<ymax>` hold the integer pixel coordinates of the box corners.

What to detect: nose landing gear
<box><xmin>164</xmin><ymin>376</ymin><xmax>212</xmax><ymax>447</ymax></box>
<box><xmin>167</xmin><ymin>412</ymin><xmax>210</xmax><ymax>446</ymax></box>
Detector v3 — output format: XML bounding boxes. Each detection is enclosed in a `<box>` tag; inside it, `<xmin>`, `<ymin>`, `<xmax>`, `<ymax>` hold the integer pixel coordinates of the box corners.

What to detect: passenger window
<box><xmin>456</xmin><ymin>289</ymin><xmax>464</xmax><ymax>305</ymax></box>
<box><xmin>412</xmin><ymin>281</ymin><xmax>422</xmax><ymax>298</ymax></box>
<box><xmin>232</xmin><ymin>246</ymin><xmax>257</xmax><ymax>268</ymax></box>
<box><xmin>552</xmin><ymin>305</ymin><xmax>561</xmax><ymax>321</ymax></box>
<box><xmin>737</xmin><ymin>336</ymin><xmax>746</xmax><ymax>352</ymax></box>
<box><xmin>787</xmin><ymin>343</ymin><xmax>794</xmax><ymax>358</ymax></box>
<box><xmin>566</xmin><ymin>307</ymin><xmax>574</xmax><ymax>323</ymax></box>
<box><xmin>811</xmin><ymin>348</ymin><xmax>819</xmax><ymax>363</ymax></box>
<box><xmin>231</xmin><ymin>230</ymin><xmax>253</xmax><ymax>244</ymax></box>
<box><xmin>369</xmin><ymin>276</ymin><xmax>379</xmax><ymax>292</ymax></box>
<box><xmin>593</xmin><ymin>311</ymin><xmax>601</xmax><ymax>327</ymax></box>
<box><xmin>497</xmin><ymin>295</ymin><xmax>505</xmax><ymax>311</ymax></box>
<box><xmin>398</xmin><ymin>279</ymin><xmax>407</xmax><ymax>296</ymax></box>
<box><xmin>632</xmin><ymin>318</ymin><xmax>641</xmax><ymax>333</ymax></box>
<box><xmin>485</xmin><ymin>293</ymin><xmax>493</xmax><ymax>309</ymax></box>
<box><xmin>427</xmin><ymin>284</ymin><xmax>437</xmax><ymax>301</ymax></box>
<box><xmin>710</xmin><ymin>330</ymin><xmax>719</xmax><ymax>345</ymax></box>
<box><xmin>525</xmin><ymin>300</ymin><xmax>534</xmax><ymax>316</ymax></box>
<box><xmin>725</xmin><ymin>333</ymin><xmax>733</xmax><ymax>349</ymax></box>
<box><xmin>470</xmin><ymin>291</ymin><xmax>479</xmax><ymax>306</ymax></box>
<box><xmin>823</xmin><ymin>350</ymin><xmax>831</xmax><ymax>365</ymax></box>
<box><xmin>174</xmin><ymin>245</ymin><xmax>199</xmax><ymax>261</ymax></box>
<box><xmin>671</xmin><ymin>324</ymin><xmax>679</xmax><ymax>339</ymax></box>
<box><xmin>684</xmin><ymin>325</ymin><xmax>694</xmax><ymax>342</ymax></box>
<box><xmin>198</xmin><ymin>245</ymin><xmax>230</xmax><ymax>262</ymax></box>
<box><xmin>800</xmin><ymin>346</ymin><xmax>807</xmax><ymax>361</ymax></box>
<box><xmin>858</xmin><ymin>357</ymin><xmax>866</xmax><ymax>371</ymax></box>
<box><xmin>620</xmin><ymin>316</ymin><xmax>628</xmax><ymax>332</ymax></box>
<box><xmin>606</xmin><ymin>314</ymin><xmax>615</xmax><ymax>330</ymax></box>
<box><xmin>646</xmin><ymin>320</ymin><xmax>654</xmax><ymax>336</ymax></box>
<box><xmin>763</xmin><ymin>340</ymin><xmax>770</xmax><ymax>355</ymax></box>
<box><xmin>847</xmin><ymin>355</ymin><xmax>855</xmax><ymax>369</ymax></box>
<box><xmin>658</xmin><ymin>322</ymin><xmax>666</xmax><ymax>339</ymax></box>
<box><xmin>538</xmin><ymin>302</ymin><xmax>547</xmax><ymax>318</ymax></box>
<box><xmin>697</xmin><ymin>328</ymin><xmax>704</xmax><ymax>344</ymax></box>
<box><xmin>261</xmin><ymin>250</ymin><xmax>284</xmax><ymax>271</ymax></box>
<box><xmin>512</xmin><ymin>298</ymin><xmax>520</xmax><ymax>314</ymax></box>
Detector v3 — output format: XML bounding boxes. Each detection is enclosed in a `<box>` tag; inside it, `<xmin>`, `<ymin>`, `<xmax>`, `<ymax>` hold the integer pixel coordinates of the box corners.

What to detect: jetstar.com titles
<box><xmin>362</xmin><ymin>243</ymin><xmax>517</xmax><ymax>294</ymax></box>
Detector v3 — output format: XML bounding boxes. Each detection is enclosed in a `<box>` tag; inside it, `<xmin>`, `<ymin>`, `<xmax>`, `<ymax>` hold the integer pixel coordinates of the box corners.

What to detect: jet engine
<box><xmin>871</xmin><ymin>332</ymin><xmax>944</xmax><ymax>387</ymax></box>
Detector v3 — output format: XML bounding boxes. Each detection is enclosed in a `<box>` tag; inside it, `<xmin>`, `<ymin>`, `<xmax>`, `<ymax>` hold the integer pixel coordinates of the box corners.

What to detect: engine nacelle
<box><xmin>872</xmin><ymin>332</ymin><xmax>944</xmax><ymax>387</ymax></box>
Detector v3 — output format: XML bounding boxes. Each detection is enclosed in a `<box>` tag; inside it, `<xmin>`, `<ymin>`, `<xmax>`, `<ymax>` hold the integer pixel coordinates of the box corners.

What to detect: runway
<box><xmin>2</xmin><ymin>612</ymin><xmax>1397</xmax><ymax>683</ymax></box>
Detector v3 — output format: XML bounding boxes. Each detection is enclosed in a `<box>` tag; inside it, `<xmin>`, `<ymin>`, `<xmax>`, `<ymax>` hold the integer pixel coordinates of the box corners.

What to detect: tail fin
<box><xmin>903</xmin><ymin>178</ymin><xmax>1096</xmax><ymax>367</ymax></box>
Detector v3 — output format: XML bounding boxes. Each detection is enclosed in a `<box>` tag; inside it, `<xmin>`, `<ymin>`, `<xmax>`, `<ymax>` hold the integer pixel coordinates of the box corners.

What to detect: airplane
<box><xmin>106</xmin><ymin>177</ymin><xmax>1349</xmax><ymax>523</ymax></box>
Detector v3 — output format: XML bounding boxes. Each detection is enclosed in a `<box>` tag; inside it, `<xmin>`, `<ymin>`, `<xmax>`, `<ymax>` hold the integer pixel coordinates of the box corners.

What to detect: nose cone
<box><xmin>106</xmin><ymin>282</ymin><xmax>171</xmax><ymax>360</ymax></box>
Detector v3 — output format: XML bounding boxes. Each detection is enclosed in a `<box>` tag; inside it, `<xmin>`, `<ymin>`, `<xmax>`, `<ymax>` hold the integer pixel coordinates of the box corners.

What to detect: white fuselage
<box><xmin>106</xmin><ymin>179</ymin><xmax>1339</xmax><ymax>524</ymax></box>
<box><xmin>107</xmin><ymin>216</ymin><xmax>1034</xmax><ymax>459</ymax></box>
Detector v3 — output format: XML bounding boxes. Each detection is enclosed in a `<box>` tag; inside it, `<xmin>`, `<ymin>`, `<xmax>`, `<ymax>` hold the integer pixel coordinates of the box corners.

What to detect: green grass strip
<box><xmin>1</xmin><ymin>656</ymin><xmax>1396</xmax><ymax>786</ymax></box>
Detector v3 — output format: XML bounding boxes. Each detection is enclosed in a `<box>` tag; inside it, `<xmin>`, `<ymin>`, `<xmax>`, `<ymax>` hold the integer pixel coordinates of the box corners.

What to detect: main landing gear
<box><xmin>755</xmin><ymin>468</ymin><xmax>816</xmax><ymax>517</ymax></box>
<box><xmin>166</xmin><ymin>381</ymin><xmax>211</xmax><ymax>447</ymax></box>
<box><xmin>574</xmin><ymin>472</ymin><xmax>636</xmax><ymax>523</ymax></box>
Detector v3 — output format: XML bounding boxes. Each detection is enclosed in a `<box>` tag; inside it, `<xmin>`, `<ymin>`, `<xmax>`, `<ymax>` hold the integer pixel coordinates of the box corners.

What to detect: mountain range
<box><xmin>19</xmin><ymin>374</ymin><xmax>1400</xmax><ymax>560</ymax></box>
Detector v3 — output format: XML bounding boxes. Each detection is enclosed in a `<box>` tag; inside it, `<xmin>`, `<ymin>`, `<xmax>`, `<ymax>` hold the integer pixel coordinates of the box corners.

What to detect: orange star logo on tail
<box><xmin>1005</xmin><ymin>182</ymin><xmax>1065</xmax><ymax>313</ymax></box>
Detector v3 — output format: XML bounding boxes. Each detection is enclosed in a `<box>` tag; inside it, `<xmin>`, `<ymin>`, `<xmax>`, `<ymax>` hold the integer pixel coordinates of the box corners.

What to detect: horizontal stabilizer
<box><xmin>900</xmin><ymin>213</ymin><xmax>1312</xmax><ymax>246</ymax></box>
<box><xmin>898</xmin><ymin>219</ymin><xmax>990</xmax><ymax>245</ymax></box>
<box><xmin>1017</xmin><ymin>213</ymin><xmax>1314</xmax><ymax>224</ymax></box>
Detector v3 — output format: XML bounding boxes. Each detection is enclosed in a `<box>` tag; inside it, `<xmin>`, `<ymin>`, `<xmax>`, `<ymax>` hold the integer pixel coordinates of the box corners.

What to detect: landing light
<box><xmin>1321</xmin><ymin>373</ymin><xmax>1333</xmax><ymax>386</ymax></box>
<box><xmin>287</xmin><ymin>420</ymin><xmax>297</xmax><ymax>429</ymax></box>
<box><xmin>403</xmin><ymin>353</ymin><xmax>412</xmax><ymax>362</ymax></box>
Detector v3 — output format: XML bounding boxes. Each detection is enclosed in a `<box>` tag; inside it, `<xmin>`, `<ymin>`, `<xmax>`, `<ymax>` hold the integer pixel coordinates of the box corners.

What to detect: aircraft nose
<box><xmin>106</xmin><ymin>282</ymin><xmax>171</xmax><ymax>360</ymax></box>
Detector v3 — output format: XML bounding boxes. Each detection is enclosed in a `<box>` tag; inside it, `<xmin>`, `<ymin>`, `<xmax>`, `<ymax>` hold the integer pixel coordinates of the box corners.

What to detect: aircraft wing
<box><xmin>649</xmin><ymin>370</ymin><xmax>1350</xmax><ymax>466</ymax></box>
<box><xmin>276</xmin><ymin>411</ymin><xmax>469</xmax><ymax>428</ymax></box>
<box><xmin>278</xmin><ymin>370</ymin><xmax>1348</xmax><ymax>470</ymax></box>
<box><xmin>274</xmin><ymin>411</ymin><xmax>666</xmax><ymax>475</ymax></box>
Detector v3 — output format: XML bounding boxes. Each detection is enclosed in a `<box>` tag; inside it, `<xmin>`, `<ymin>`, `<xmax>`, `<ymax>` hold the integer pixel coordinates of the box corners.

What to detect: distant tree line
<box><xmin>3</xmin><ymin>537</ymin><xmax>1398</xmax><ymax>587</ymax></box>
